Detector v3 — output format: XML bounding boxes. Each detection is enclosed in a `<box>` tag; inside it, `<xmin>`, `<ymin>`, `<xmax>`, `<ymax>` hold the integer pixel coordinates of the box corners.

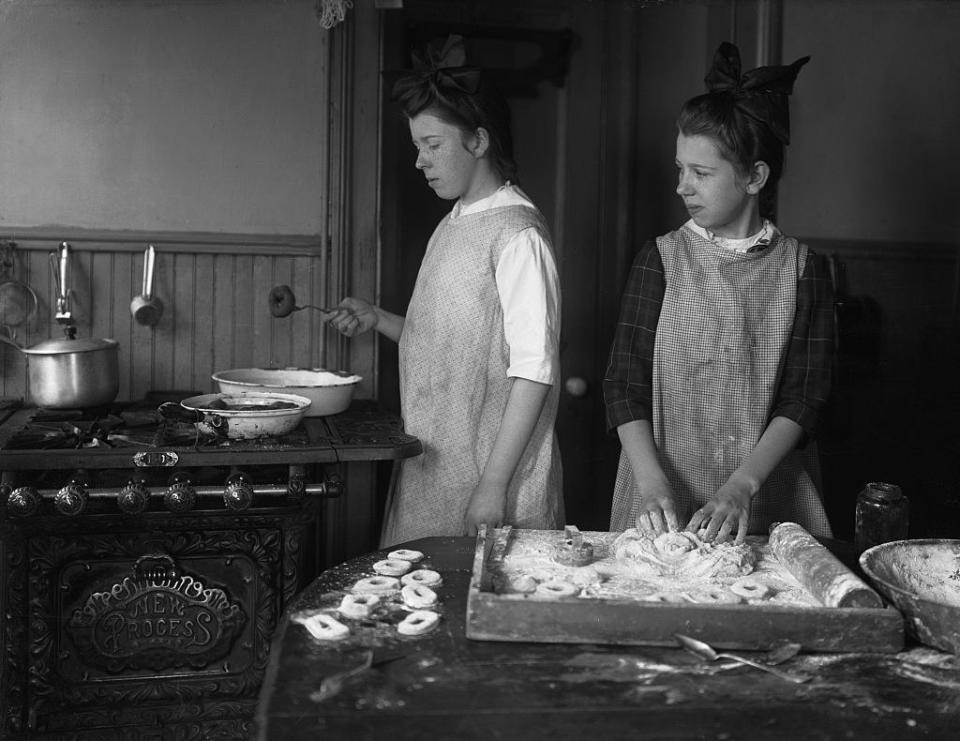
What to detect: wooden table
<box><xmin>255</xmin><ymin>536</ymin><xmax>960</xmax><ymax>740</ymax></box>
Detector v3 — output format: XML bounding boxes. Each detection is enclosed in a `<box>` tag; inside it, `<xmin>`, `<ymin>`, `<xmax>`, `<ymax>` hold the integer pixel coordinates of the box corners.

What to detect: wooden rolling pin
<box><xmin>768</xmin><ymin>522</ymin><xmax>884</xmax><ymax>608</ymax></box>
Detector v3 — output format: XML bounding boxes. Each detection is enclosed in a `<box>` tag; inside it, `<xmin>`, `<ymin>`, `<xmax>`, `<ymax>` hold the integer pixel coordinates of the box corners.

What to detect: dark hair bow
<box><xmin>392</xmin><ymin>34</ymin><xmax>482</xmax><ymax>103</ymax></box>
<box><xmin>704</xmin><ymin>42</ymin><xmax>810</xmax><ymax>144</ymax></box>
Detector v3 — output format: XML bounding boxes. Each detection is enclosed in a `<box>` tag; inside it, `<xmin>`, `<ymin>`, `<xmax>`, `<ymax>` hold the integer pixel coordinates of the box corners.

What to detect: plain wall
<box><xmin>780</xmin><ymin>0</ymin><xmax>960</xmax><ymax>243</ymax></box>
<box><xmin>0</xmin><ymin>0</ymin><xmax>327</xmax><ymax>235</ymax></box>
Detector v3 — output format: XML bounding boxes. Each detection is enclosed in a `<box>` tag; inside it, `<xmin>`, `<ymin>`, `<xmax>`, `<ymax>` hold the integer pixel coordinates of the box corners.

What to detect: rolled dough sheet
<box><xmin>487</xmin><ymin>528</ymin><xmax>822</xmax><ymax>608</ymax></box>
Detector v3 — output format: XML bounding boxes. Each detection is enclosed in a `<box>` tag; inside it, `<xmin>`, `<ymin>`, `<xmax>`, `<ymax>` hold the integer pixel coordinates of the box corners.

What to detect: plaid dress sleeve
<box><xmin>603</xmin><ymin>240</ymin><xmax>664</xmax><ymax>433</ymax></box>
<box><xmin>770</xmin><ymin>249</ymin><xmax>835</xmax><ymax>437</ymax></box>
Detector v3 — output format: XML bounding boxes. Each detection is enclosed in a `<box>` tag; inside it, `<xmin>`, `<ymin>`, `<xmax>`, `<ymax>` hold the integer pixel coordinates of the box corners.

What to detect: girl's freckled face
<box><xmin>675</xmin><ymin>133</ymin><xmax>754</xmax><ymax>238</ymax></box>
<box><xmin>409</xmin><ymin>112</ymin><xmax>479</xmax><ymax>201</ymax></box>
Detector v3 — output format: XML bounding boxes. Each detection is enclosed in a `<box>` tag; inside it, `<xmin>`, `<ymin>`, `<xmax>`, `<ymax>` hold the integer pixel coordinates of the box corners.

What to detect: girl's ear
<box><xmin>469</xmin><ymin>127</ymin><xmax>491</xmax><ymax>159</ymax></box>
<box><xmin>746</xmin><ymin>161</ymin><xmax>771</xmax><ymax>195</ymax></box>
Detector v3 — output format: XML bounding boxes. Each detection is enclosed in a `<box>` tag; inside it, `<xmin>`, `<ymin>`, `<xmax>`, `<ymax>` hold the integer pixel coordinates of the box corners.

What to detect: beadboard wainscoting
<box><xmin>0</xmin><ymin>231</ymin><xmax>353</xmax><ymax>401</ymax></box>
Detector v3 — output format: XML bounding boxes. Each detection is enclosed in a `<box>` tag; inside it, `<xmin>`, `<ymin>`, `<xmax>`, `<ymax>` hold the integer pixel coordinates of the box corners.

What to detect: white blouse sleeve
<box><xmin>495</xmin><ymin>227</ymin><xmax>561</xmax><ymax>385</ymax></box>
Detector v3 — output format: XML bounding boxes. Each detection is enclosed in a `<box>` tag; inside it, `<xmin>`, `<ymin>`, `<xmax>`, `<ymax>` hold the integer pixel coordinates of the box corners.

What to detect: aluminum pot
<box><xmin>7</xmin><ymin>335</ymin><xmax>120</xmax><ymax>408</ymax></box>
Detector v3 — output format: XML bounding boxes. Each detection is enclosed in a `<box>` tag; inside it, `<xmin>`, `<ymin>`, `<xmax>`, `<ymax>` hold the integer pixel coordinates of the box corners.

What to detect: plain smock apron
<box><xmin>611</xmin><ymin>226</ymin><xmax>832</xmax><ymax>537</ymax></box>
<box><xmin>382</xmin><ymin>204</ymin><xmax>563</xmax><ymax>547</ymax></box>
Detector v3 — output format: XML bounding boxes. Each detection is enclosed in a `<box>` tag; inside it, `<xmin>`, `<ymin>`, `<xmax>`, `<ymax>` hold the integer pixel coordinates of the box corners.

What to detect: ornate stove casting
<box><xmin>0</xmin><ymin>398</ymin><xmax>421</xmax><ymax>739</ymax></box>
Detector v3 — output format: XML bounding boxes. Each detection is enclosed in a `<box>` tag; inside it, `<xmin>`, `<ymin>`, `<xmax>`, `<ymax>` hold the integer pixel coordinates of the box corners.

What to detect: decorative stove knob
<box><xmin>118</xmin><ymin>482</ymin><xmax>150</xmax><ymax>515</ymax></box>
<box><xmin>55</xmin><ymin>483</ymin><xmax>89</xmax><ymax>516</ymax></box>
<box><xmin>321</xmin><ymin>473</ymin><xmax>344</xmax><ymax>498</ymax></box>
<box><xmin>287</xmin><ymin>472</ymin><xmax>306</xmax><ymax>501</ymax></box>
<box><xmin>164</xmin><ymin>481</ymin><xmax>197</xmax><ymax>513</ymax></box>
<box><xmin>7</xmin><ymin>486</ymin><xmax>40</xmax><ymax>517</ymax></box>
<box><xmin>223</xmin><ymin>479</ymin><xmax>254</xmax><ymax>511</ymax></box>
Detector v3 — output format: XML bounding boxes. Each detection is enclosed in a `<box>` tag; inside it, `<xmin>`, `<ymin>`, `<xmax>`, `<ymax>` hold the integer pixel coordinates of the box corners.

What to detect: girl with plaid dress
<box><xmin>325</xmin><ymin>37</ymin><xmax>563</xmax><ymax>547</ymax></box>
<box><xmin>603</xmin><ymin>42</ymin><xmax>833</xmax><ymax>544</ymax></box>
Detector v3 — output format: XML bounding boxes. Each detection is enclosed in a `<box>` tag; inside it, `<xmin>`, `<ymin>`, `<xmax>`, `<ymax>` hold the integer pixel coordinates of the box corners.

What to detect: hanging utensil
<box><xmin>131</xmin><ymin>244</ymin><xmax>164</xmax><ymax>326</ymax></box>
<box><xmin>0</xmin><ymin>241</ymin><xmax>39</xmax><ymax>338</ymax></box>
<box><xmin>50</xmin><ymin>241</ymin><xmax>73</xmax><ymax>329</ymax></box>
<box><xmin>673</xmin><ymin>633</ymin><xmax>811</xmax><ymax>683</ymax></box>
<box><xmin>0</xmin><ymin>240</ymin><xmax>122</xmax><ymax>408</ymax></box>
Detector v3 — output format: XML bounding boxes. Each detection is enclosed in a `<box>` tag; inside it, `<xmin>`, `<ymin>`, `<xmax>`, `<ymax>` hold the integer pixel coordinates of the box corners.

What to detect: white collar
<box><xmin>451</xmin><ymin>182</ymin><xmax>530</xmax><ymax>218</ymax></box>
<box><xmin>686</xmin><ymin>218</ymin><xmax>779</xmax><ymax>253</ymax></box>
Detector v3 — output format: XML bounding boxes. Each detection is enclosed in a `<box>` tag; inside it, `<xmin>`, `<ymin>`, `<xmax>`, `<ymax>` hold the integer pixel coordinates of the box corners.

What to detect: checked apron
<box><xmin>382</xmin><ymin>204</ymin><xmax>563</xmax><ymax>547</ymax></box>
<box><xmin>611</xmin><ymin>226</ymin><xmax>831</xmax><ymax>537</ymax></box>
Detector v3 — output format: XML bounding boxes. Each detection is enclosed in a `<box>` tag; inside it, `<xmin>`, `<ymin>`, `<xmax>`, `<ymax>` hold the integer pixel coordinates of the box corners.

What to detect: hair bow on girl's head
<box><xmin>704</xmin><ymin>42</ymin><xmax>810</xmax><ymax>144</ymax></box>
<box><xmin>392</xmin><ymin>34</ymin><xmax>482</xmax><ymax>102</ymax></box>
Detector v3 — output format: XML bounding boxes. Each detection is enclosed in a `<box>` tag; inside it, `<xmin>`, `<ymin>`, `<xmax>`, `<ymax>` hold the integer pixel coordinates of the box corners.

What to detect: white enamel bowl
<box><xmin>212</xmin><ymin>368</ymin><xmax>362</xmax><ymax>417</ymax></box>
<box><xmin>179</xmin><ymin>392</ymin><xmax>311</xmax><ymax>439</ymax></box>
<box><xmin>860</xmin><ymin>539</ymin><xmax>960</xmax><ymax>653</ymax></box>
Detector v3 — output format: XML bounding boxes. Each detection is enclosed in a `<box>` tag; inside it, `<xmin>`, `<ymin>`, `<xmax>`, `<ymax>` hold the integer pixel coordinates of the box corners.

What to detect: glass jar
<box><xmin>855</xmin><ymin>481</ymin><xmax>909</xmax><ymax>554</ymax></box>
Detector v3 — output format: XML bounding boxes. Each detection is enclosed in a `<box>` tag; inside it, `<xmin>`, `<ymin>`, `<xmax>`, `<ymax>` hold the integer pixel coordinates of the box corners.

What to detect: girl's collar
<box><xmin>451</xmin><ymin>182</ymin><xmax>515</xmax><ymax>218</ymax></box>
<box><xmin>685</xmin><ymin>218</ymin><xmax>779</xmax><ymax>253</ymax></box>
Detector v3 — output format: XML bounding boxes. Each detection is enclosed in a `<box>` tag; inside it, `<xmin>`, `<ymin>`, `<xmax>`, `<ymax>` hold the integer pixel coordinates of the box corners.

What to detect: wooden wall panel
<box><xmin>0</xmin><ymin>234</ymin><xmax>342</xmax><ymax>405</ymax></box>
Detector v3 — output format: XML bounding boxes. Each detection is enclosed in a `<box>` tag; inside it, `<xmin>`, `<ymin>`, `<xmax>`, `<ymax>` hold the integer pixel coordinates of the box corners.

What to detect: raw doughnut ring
<box><xmin>268</xmin><ymin>284</ymin><xmax>297</xmax><ymax>318</ymax></box>
<box><xmin>684</xmin><ymin>587</ymin><xmax>742</xmax><ymax>604</ymax></box>
<box><xmin>292</xmin><ymin>611</ymin><xmax>350</xmax><ymax>641</ymax></box>
<box><xmin>535</xmin><ymin>580</ymin><xmax>579</xmax><ymax>599</ymax></box>
<box><xmin>401</xmin><ymin>569</ymin><xmax>443</xmax><ymax>588</ymax></box>
<box><xmin>554</xmin><ymin>541</ymin><xmax>595</xmax><ymax>567</ymax></box>
<box><xmin>388</xmin><ymin>548</ymin><xmax>424</xmax><ymax>563</ymax></box>
<box><xmin>338</xmin><ymin>593</ymin><xmax>381</xmax><ymax>618</ymax></box>
<box><xmin>373</xmin><ymin>559</ymin><xmax>412</xmax><ymax>577</ymax></box>
<box><xmin>730</xmin><ymin>576</ymin><xmax>773</xmax><ymax>600</ymax></box>
<box><xmin>401</xmin><ymin>584</ymin><xmax>438</xmax><ymax>609</ymax></box>
<box><xmin>397</xmin><ymin>610</ymin><xmax>440</xmax><ymax>636</ymax></box>
<box><xmin>647</xmin><ymin>592</ymin><xmax>688</xmax><ymax>603</ymax></box>
<box><xmin>352</xmin><ymin>575</ymin><xmax>400</xmax><ymax>593</ymax></box>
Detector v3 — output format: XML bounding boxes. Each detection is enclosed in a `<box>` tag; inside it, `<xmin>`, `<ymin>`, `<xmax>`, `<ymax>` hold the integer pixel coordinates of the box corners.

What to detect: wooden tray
<box><xmin>465</xmin><ymin>526</ymin><xmax>904</xmax><ymax>653</ymax></box>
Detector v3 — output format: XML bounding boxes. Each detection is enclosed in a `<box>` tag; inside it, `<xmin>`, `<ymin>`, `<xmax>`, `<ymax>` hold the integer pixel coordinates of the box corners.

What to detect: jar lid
<box><xmin>22</xmin><ymin>337</ymin><xmax>118</xmax><ymax>355</ymax></box>
<box><xmin>863</xmin><ymin>482</ymin><xmax>904</xmax><ymax>501</ymax></box>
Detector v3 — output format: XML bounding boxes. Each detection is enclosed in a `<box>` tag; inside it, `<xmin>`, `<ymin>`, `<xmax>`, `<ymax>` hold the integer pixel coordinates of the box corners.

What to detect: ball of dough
<box><xmin>397</xmin><ymin>609</ymin><xmax>440</xmax><ymax>636</ymax></box>
<box><xmin>292</xmin><ymin>611</ymin><xmax>350</xmax><ymax>641</ymax></box>
<box><xmin>401</xmin><ymin>569</ymin><xmax>443</xmax><ymax>588</ymax></box>
<box><xmin>509</xmin><ymin>575</ymin><xmax>539</xmax><ymax>594</ymax></box>
<box><xmin>338</xmin><ymin>593</ymin><xmax>381</xmax><ymax>619</ymax></box>
<box><xmin>373</xmin><ymin>559</ymin><xmax>412</xmax><ymax>577</ymax></box>
<box><xmin>388</xmin><ymin>548</ymin><xmax>424</xmax><ymax>563</ymax></box>
<box><xmin>401</xmin><ymin>584</ymin><xmax>438</xmax><ymax>609</ymax></box>
<box><xmin>653</xmin><ymin>531</ymin><xmax>699</xmax><ymax>559</ymax></box>
<box><xmin>352</xmin><ymin>575</ymin><xmax>400</xmax><ymax>593</ymax></box>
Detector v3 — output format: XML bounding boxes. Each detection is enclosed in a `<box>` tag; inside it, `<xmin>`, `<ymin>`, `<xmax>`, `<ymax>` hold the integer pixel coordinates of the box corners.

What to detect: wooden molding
<box><xmin>0</xmin><ymin>228</ymin><xmax>322</xmax><ymax>256</ymax></box>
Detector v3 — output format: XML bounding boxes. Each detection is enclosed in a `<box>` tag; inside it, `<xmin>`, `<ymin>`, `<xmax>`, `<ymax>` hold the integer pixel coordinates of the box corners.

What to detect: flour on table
<box><xmin>489</xmin><ymin>528</ymin><xmax>820</xmax><ymax>607</ymax></box>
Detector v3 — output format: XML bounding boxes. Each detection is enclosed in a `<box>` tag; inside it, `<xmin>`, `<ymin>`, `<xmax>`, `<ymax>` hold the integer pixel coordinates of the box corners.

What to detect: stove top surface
<box><xmin>0</xmin><ymin>398</ymin><xmax>421</xmax><ymax>470</ymax></box>
<box><xmin>1</xmin><ymin>400</ymin><xmax>310</xmax><ymax>451</ymax></box>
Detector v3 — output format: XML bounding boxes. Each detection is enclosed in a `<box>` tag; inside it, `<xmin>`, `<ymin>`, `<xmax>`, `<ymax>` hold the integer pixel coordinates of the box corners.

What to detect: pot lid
<box><xmin>22</xmin><ymin>336</ymin><xmax>118</xmax><ymax>355</ymax></box>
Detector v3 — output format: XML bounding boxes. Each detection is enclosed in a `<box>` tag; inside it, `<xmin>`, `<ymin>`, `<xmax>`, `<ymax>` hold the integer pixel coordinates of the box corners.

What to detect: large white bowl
<box><xmin>212</xmin><ymin>368</ymin><xmax>362</xmax><ymax>417</ymax></box>
<box><xmin>860</xmin><ymin>539</ymin><xmax>960</xmax><ymax>653</ymax></box>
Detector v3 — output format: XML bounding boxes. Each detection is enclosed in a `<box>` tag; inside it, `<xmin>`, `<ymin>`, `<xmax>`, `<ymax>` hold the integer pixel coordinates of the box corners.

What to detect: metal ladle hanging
<box><xmin>130</xmin><ymin>244</ymin><xmax>164</xmax><ymax>326</ymax></box>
